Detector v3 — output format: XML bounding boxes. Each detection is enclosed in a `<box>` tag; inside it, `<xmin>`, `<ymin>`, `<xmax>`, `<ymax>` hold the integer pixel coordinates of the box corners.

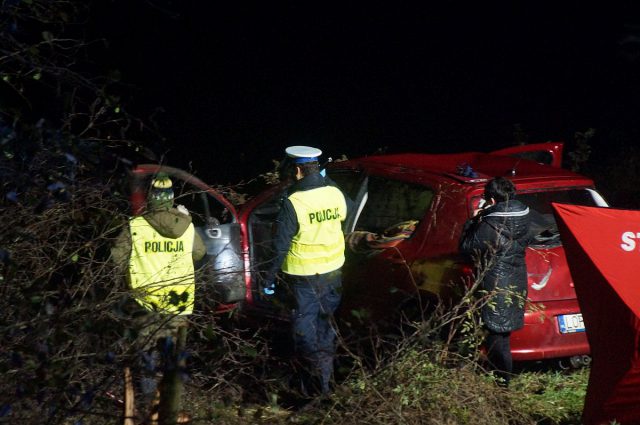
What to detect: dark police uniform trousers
<box><xmin>288</xmin><ymin>269</ymin><xmax>342</xmax><ymax>395</ymax></box>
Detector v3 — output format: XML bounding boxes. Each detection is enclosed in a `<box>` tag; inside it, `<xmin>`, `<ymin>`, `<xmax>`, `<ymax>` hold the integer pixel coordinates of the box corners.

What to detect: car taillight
<box><xmin>461</xmin><ymin>264</ymin><xmax>474</xmax><ymax>277</ymax></box>
<box><xmin>461</xmin><ymin>264</ymin><xmax>475</xmax><ymax>289</ymax></box>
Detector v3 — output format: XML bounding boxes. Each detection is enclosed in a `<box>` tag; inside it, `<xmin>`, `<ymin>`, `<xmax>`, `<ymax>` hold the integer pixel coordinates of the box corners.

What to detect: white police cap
<box><xmin>285</xmin><ymin>145</ymin><xmax>322</xmax><ymax>163</ymax></box>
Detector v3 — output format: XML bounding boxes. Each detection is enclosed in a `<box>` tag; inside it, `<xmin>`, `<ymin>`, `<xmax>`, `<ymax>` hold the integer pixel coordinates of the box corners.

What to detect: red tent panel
<box><xmin>553</xmin><ymin>203</ymin><xmax>640</xmax><ymax>425</ymax></box>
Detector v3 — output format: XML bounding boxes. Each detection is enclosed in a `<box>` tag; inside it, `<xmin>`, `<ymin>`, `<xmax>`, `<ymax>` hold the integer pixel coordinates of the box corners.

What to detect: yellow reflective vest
<box><xmin>283</xmin><ymin>186</ymin><xmax>347</xmax><ymax>276</ymax></box>
<box><xmin>128</xmin><ymin>216</ymin><xmax>196</xmax><ymax>314</ymax></box>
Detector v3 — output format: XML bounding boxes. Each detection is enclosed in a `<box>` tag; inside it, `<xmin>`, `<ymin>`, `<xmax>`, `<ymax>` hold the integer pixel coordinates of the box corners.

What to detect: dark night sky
<box><xmin>90</xmin><ymin>2</ymin><xmax>640</xmax><ymax>183</ymax></box>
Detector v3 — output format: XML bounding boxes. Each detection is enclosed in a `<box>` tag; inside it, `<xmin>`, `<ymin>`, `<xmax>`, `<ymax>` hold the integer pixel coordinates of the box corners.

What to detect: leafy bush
<box><xmin>510</xmin><ymin>368</ymin><xmax>588</xmax><ymax>425</ymax></box>
<box><xmin>325</xmin><ymin>347</ymin><xmax>529</xmax><ymax>425</ymax></box>
<box><xmin>176</xmin><ymin>339</ymin><xmax>588</xmax><ymax>425</ymax></box>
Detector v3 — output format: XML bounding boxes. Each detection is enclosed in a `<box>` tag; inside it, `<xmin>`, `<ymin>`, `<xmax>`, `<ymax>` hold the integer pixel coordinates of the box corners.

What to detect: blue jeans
<box><xmin>289</xmin><ymin>269</ymin><xmax>342</xmax><ymax>394</ymax></box>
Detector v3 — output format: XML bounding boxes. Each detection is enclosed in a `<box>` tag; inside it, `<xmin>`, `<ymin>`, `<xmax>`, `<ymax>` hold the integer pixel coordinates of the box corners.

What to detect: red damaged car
<box><xmin>130</xmin><ymin>142</ymin><xmax>607</xmax><ymax>363</ymax></box>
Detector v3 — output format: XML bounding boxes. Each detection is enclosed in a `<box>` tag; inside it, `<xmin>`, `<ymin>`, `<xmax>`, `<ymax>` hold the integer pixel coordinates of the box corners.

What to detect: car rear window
<box><xmin>519</xmin><ymin>188</ymin><xmax>602</xmax><ymax>247</ymax></box>
<box><xmin>471</xmin><ymin>188</ymin><xmax>604</xmax><ymax>247</ymax></box>
<box><xmin>517</xmin><ymin>189</ymin><xmax>600</xmax><ymax>214</ymax></box>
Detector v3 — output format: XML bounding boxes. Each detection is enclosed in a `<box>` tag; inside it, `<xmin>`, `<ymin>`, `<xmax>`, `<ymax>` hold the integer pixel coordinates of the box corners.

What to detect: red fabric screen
<box><xmin>553</xmin><ymin>203</ymin><xmax>640</xmax><ymax>425</ymax></box>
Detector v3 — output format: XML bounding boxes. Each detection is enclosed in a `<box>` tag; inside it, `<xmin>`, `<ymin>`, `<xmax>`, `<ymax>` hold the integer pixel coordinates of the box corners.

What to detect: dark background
<box><xmin>90</xmin><ymin>2</ymin><xmax>640</xmax><ymax>185</ymax></box>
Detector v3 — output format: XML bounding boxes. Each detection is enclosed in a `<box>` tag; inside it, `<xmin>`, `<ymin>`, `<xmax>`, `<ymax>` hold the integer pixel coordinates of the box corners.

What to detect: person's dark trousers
<box><xmin>485</xmin><ymin>331</ymin><xmax>513</xmax><ymax>387</ymax></box>
<box><xmin>289</xmin><ymin>269</ymin><xmax>342</xmax><ymax>395</ymax></box>
<box><xmin>133</xmin><ymin>311</ymin><xmax>188</xmax><ymax>406</ymax></box>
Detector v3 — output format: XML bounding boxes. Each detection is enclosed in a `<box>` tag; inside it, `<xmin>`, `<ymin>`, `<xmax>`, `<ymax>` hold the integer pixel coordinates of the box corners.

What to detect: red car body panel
<box><xmin>314</xmin><ymin>142</ymin><xmax>599</xmax><ymax>361</ymax></box>
<box><xmin>513</xmin><ymin>299</ymin><xmax>588</xmax><ymax>360</ymax></box>
<box><xmin>130</xmin><ymin>142</ymin><xmax>604</xmax><ymax>362</ymax></box>
<box><xmin>130</xmin><ymin>164</ymin><xmax>239</xmax><ymax>217</ymax></box>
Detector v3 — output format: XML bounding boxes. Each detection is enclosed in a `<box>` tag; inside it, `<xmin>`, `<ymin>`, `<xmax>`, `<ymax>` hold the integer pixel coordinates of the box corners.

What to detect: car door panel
<box><xmin>196</xmin><ymin>223</ymin><xmax>245</xmax><ymax>304</ymax></box>
<box><xmin>335</xmin><ymin>172</ymin><xmax>436</xmax><ymax>324</ymax></box>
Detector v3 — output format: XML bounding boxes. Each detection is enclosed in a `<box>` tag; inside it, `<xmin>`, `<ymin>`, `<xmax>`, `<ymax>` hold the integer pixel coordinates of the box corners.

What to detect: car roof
<box><xmin>336</xmin><ymin>151</ymin><xmax>593</xmax><ymax>186</ymax></box>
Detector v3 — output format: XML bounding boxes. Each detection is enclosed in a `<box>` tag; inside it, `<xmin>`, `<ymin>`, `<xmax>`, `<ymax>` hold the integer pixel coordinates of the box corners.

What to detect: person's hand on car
<box><xmin>473</xmin><ymin>197</ymin><xmax>495</xmax><ymax>217</ymax></box>
<box><xmin>176</xmin><ymin>204</ymin><xmax>190</xmax><ymax>216</ymax></box>
<box><xmin>262</xmin><ymin>281</ymin><xmax>276</xmax><ymax>296</ymax></box>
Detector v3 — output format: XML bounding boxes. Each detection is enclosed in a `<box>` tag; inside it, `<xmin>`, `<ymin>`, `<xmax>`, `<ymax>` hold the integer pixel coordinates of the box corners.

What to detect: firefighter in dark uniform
<box><xmin>263</xmin><ymin>146</ymin><xmax>348</xmax><ymax>395</ymax></box>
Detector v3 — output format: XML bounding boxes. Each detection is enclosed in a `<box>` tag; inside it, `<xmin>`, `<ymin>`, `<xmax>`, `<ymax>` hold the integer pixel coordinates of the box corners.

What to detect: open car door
<box><xmin>491</xmin><ymin>142</ymin><xmax>564</xmax><ymax>168</ymax></box>
<box><xmin>130</xmin><ymin>165</ymin><xmax>249</xmax><ymax>311</ymax></box>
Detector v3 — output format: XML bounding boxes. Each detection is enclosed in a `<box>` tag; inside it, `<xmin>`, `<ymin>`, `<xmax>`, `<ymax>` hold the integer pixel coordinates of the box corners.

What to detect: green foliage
<box><xmin>178</xmin><ymin>343</ymin><xmax>588</xmax><ymax>425</ymax></box>
<box><xmin>0</xmin><ymin>180</ymin><xmax>133</xmax><ymax>424</ymax></box>
<box><xmin>590</xmin><ymin>138</ymin><xmax>640</xmax><ymax>209</ymax></box>
<box><xmin>0</xmin><ymin>0</ymin><xmax>159</xmax><ymax>168</ymax></box>
<box><xmin>0</xmin><ymin>3</ymin><xmax>174</xmax><ymax>422</ymax></box>
<box><xmin>510</xmin><ymin>368</ymin><xmax>588</xmax><ymax>424</ymax></box>
<box><xmin>349</xmin><ymin>307</ymin><xmax>372</xmax><ymax>322</ymax></box>
<box><xmin>568</xmin><ymin>128</ymin><xmax>595</xmax><ymax>173</ymax></box>
<box><xmin>316</xmin><ymin>347</ymin><xmax>525</xmax><ymax>425</ymax></box>
<box><xmin>259</xmin><ymin>159</ymin><xmax>284</xmax><ymax>185</ymax></box>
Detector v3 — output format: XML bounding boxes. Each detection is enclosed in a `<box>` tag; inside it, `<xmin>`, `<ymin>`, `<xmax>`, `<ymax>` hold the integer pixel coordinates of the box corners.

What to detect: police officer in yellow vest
<box><xmin>111</xmin><ymin>173</ymin><xmax>205</xmax><ymax>408</ymax></box>
<box><xmin>264</xmin><ymin>146</ymin><xmax>348</xmax><ymax>395</ymax></box>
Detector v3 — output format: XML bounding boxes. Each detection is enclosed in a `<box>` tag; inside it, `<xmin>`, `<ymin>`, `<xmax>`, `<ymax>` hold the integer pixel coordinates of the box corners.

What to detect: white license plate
<box><xmin>558</xmin><ymin>314</ymin><xmax>585</xmax><ymax>334</ymax></box>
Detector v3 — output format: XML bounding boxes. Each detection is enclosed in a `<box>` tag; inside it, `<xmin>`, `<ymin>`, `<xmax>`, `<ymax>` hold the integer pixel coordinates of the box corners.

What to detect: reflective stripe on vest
<box><xmin>283</xmin><ymin>185</ymin><xmax>347</xmax><ymax>276</ymax></box>
<box><xmin>128</xmin><ymin>216</ymin><xmax>196</xmax><ymax>315</ymax></box>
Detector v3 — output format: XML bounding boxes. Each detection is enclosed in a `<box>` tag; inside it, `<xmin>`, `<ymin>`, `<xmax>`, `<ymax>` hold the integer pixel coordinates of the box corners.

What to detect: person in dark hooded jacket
<box><xmin>460</xmin><ymin>177</ymin><xmax>530</xmax><ymax>386</ymax></box>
